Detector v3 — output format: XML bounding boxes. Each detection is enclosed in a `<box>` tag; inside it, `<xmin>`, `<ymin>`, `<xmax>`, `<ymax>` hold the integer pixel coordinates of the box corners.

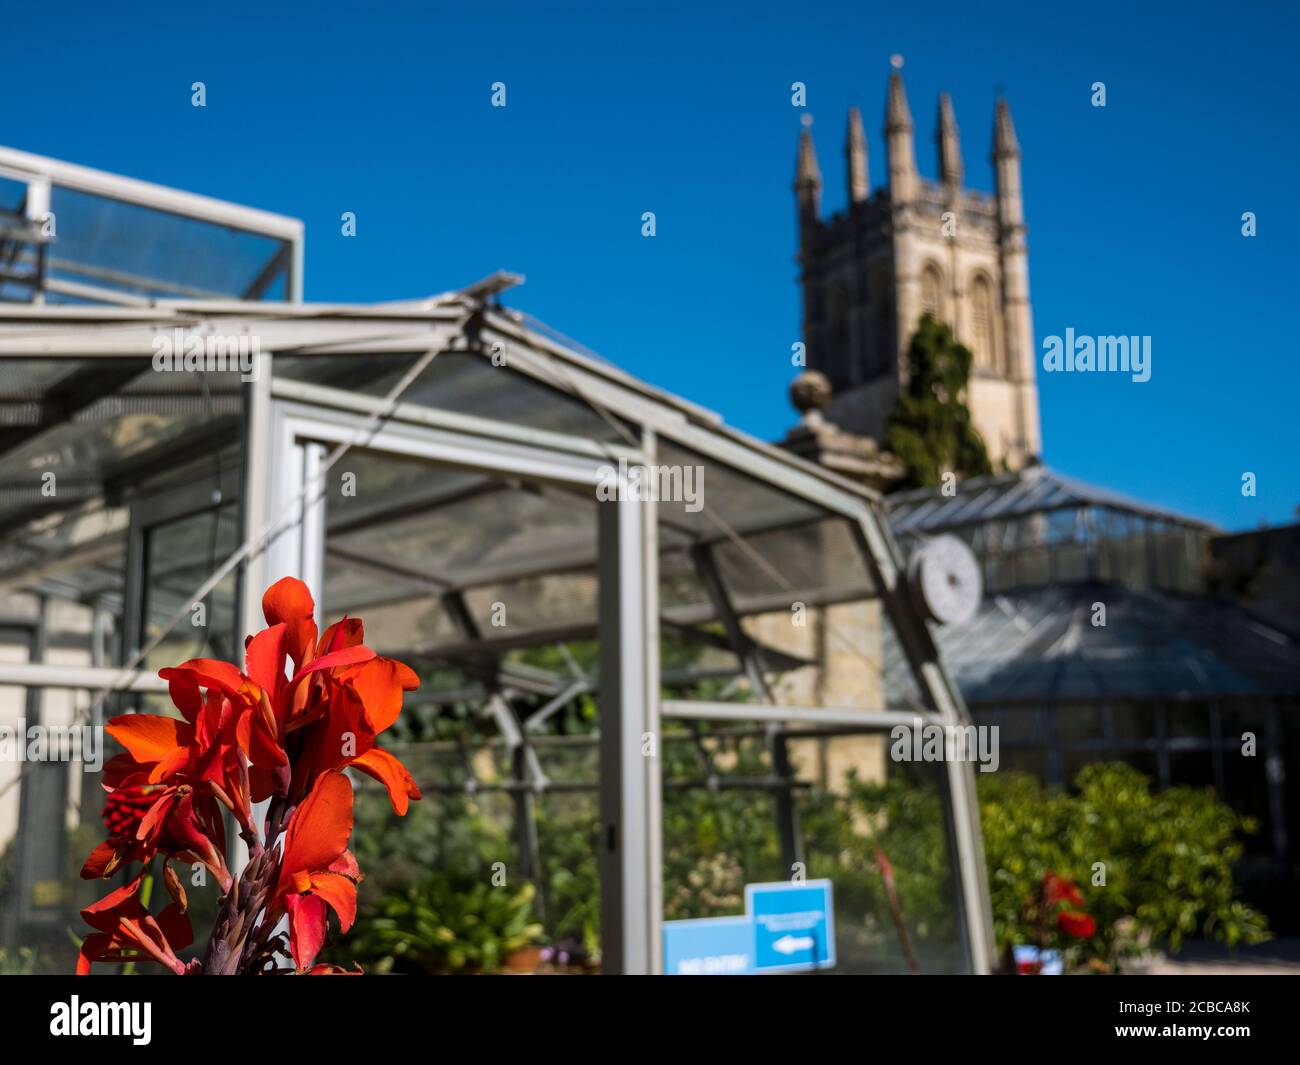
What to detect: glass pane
<box><xmin>797</xmin><ymin>755</ymin><xmax>967</xmax><ymax>973</ymax></box>
<box><xmin>277</xmin><ymin>350</ymin><xmax>635</xmax><ymax>443</ymax></box>
<box><xmin>47</xmin><ymin>185</ymin><xmax>290</xmax><ymax>302</ymax></box>
<box><xmin>141</xmin><ymin>504</ymin><xmax>240</xmax><ymax>671</ymax></box>
<box><xmin>654</xmin><ymin>439</ymin><xmax>821</xmax><ymax>542</ymax></box>
<box><xmin>712</xmin><ymin>517</ymin><xmax>875</xmax><ymax>615</ymax></box>
<box><xmin>328</xmin><ymin>450</ymin><xmax>596</xmax><ymax>594</ymax></box>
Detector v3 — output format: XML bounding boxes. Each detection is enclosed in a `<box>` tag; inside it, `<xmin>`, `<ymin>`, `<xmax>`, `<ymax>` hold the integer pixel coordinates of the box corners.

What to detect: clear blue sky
<box><xmin>8</xmin><ymin>1</ymin><xmax>1298</xmax><ymax>530</ymax></box>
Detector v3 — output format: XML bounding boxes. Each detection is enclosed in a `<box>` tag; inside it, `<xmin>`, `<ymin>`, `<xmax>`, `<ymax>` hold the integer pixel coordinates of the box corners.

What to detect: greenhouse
<box><xmin>0</xmin><ymin>148</ymin><xmax>996</xmax><ymax>975</ymax></box>
<box><xmin>885</xmin><ymin>466</ymin><xmax>1299</xmax><ymax>884</ymax></box>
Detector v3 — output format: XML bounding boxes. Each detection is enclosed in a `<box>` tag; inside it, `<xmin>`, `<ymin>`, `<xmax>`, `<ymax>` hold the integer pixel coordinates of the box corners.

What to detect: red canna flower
<box><xmin>76</xmin><ymin>578</ymin><xmax>422</xmax><ymax>975</ymax></box>
<box><xmin>237</xmin><ymin>578</ymin><xmax>421</xmax><ymax>812</ymax></box>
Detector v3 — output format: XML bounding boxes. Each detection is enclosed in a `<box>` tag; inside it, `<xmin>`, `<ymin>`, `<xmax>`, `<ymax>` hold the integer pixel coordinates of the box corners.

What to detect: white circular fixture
<box><xmin>908</xmin><ymin>534</ymin><xmax>982</xmax><ymax>625</ymax></box>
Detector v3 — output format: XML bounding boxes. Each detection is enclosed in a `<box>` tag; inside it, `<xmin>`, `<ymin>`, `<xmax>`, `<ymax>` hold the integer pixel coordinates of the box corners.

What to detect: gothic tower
<box><xmin>794</xmin><ymin>70</ymin><xmax>1041</xmax><ymax>469</ymax></box>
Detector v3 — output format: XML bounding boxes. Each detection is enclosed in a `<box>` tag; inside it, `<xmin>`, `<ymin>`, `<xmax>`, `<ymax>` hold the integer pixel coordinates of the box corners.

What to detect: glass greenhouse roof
<box><xmin>884</xmin><ymin>583</ymin><xmax>1300</xmax><ymax>702</ymax></box>
<box><xmin>887</xmin><ymin>464</ymin><xmax>1215</xmax><ymax>535</ymax></box>
<box><xmin>0</xmin><ymin>294</ymin><xmax>890</xmax><ymax>668</ymax></box>
<box><xmin>0</xmin><ymin>146</ymin><xmax>302</xmax><ymax>305</ymax></box>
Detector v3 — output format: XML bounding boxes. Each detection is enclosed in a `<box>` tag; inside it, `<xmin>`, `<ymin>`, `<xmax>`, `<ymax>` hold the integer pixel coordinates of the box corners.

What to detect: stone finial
<box><xmin>790</xmin><ymin>369</ymin><xmax>832</xmax><ymax>420</ymax></box>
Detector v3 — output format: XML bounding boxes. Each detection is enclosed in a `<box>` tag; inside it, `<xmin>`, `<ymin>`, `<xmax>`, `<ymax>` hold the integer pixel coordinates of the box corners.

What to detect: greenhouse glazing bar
<box><xmin>262</xmin><ymin>384</ymin><xmax>665</xmax><ymax>974</ymax></box>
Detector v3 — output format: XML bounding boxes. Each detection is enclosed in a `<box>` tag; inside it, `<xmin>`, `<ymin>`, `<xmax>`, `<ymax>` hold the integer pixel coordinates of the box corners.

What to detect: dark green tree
<box><xmin>885</xmin><ymin>314</ymin><xmax>993</xmax><ymax>489</ymax></box>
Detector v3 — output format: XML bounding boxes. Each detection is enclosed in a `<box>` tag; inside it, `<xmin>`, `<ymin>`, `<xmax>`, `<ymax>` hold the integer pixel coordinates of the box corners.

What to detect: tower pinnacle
<box><xmin>884</xmin><ymin>71</ymin><xmax>917</xmax><ymax>203</ymax></box>
<box><xmin>936</xmin><ymin>92</ymin><xmax>963</xmax><ymax>191</ymax></box>
<box><xmin>993</xmin><ymin>98</ymin><xmax>1020</xmax><ymax>159</ymax></box>
<box><xmin>794</xmin><ymin>126</ymin><xmax>823</xmax><ymax>240</ymax></box>
<box><xmin>845</xmin><ymin>106</ymin><xmax>869</xmax><ymax>204</ymax></box>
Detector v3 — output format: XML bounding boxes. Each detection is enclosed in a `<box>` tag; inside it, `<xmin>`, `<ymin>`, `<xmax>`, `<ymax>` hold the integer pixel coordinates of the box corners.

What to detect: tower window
<box><xmin>921</xmin><ymin>263</ymin><xmax>945</xmax><ymax>323</ymax></box>
<box><xmin>970</xmin><ymin>274</ymin><xmax>998</xmax><ymax>374</ymax></box>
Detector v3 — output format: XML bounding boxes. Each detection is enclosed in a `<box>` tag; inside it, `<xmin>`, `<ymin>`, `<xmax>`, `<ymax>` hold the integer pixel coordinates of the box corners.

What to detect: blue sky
<box><xmin>8</xmin><ymin>1</ymin><xmax>1298</xmax><ymax>529</ymax></box>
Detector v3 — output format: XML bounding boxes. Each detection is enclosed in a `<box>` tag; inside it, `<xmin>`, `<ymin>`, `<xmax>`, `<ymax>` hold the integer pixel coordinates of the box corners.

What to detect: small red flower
<box><xmin>1057</xmin><ymin>910</ymin><xmax>1097</xmax><ymax>938</ymax></box>
<box><xmin>1042</xmin><ymin>872</ymin><xmax>1084</xmax><ymax>909</ymax></box>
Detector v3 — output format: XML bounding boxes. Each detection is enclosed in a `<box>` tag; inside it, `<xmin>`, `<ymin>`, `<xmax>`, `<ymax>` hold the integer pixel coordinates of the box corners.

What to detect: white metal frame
<box><xmin>263</xmin><ymin>388</ymin><xmax>664</xmax><ymax>973</ymax></box>
<box><xmin>0</xmin><ymin>145</ymin><xmax>305</xmax><ymax>303</ymax></box>
<box><xmin>0</xmin><ymin>300</ymin><xmax>997</xmax><ymax>974</ymax></box>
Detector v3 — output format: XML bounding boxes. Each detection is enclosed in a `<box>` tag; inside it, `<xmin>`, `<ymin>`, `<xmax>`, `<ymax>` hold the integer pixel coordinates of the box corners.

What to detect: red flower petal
<box><xmin>277</xmin><ymin>770</ymin><xmax>354</xmax><ymax>895</ymax></box>
<box><xmin>309</xmin><ymin>871</ymin><xmax>358</xmax><ymax>933</ymax></box>
<box><xmin>352</xmin><ymin>747</ymin><xmax>422</xmax><ymax>815</ymax></box>
<box><xmin>340</xmin><ymin>657</ymin><xmax>418</xmax><ymax>735</ymax></box>
<box><xmin>105</xmin><ymin>715</ymin><xmax>191</xmax><ymax>765</ymax></box>
<box><xmin>159</xmin><ymin>658</ymin><xmax>249</xmax><ymax>700</ymax></box>
<box><xmin>318</xmin><ymin>617</ymin><xmax>364</xmax><ymax>654</ymax></box>
<box><xmin>286</xmin><ymin>892</ymin><xmax>329</xmax><ymax>970</ymax></box>
<box><xmin>244</xmin><ymin>622</ymin><xmax>289</xmax><ymax>699</ymax></box>
<box><xmin>262</xmin><ymin>577</ymin><xmax>319</xmax><ymax>670</ymax></box>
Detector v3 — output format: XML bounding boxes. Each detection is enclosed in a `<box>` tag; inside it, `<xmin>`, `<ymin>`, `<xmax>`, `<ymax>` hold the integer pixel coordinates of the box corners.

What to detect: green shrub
<box><xmin>344</xmin><ymin>743</ymin><xmax>1268</xmax><ymax>974</ymax></box>
<box><xmin>535</xmin><ymin>795</ymin><xmax>602</xmax><ymax>954</ymax></box>
<box><xmin>979</xmin><ymin>763</ymin><xmax>1270</xmax><ymax>970</ymax></box>
<box><xmin>0</xmin><ymin>947</ymin><xmax>37</xmax><ymax>975</ymax></box>
<box><xmin>335</xmin><ymin>873</ymin><xmax>543</xmax><ymax>974</ymax></box>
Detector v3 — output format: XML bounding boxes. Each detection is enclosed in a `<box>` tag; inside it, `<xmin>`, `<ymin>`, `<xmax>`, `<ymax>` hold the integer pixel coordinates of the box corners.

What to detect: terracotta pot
<box><xmin>502</xmin><ymin>947</ymin><xmax>545</xmax><ymax>972</ymax></box>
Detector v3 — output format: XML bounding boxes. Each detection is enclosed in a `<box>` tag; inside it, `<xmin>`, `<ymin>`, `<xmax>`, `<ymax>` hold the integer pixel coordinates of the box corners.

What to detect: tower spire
<box><xmin>993</xmin><ymin>97</ymin><xmax>1020</xmax><ymax>160</ymax></box>
<box><xmin>884</xmin><ymin>70</ymin><xmax>917</xmax><ymax>203</ymax></box>
<box><xmin>845</xmin><ymin>106</ymin><xmax>869</xmax><ymax>204</ymax></box>
<box><xmin>936</xmin><ymin>92</ymin><xmax>963</xmax><ymax>191</ymax></box>
<box><xmin>885</xmin><ymin>69</ymin><xmax>913</xmax><ymax>131</ymax></box>
<box><xmin>794</xmin><ymin>124</ymin><xmax>823</xmax><ymax>243</ymax></box>
<box><xmin>992</xmin><ymin>98</ymin><xmax>1023</xmax><ymax>229</ymax></box>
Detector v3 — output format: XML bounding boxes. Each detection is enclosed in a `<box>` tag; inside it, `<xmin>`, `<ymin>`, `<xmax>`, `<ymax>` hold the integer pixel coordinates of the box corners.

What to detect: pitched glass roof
<box><xmin>886</xmin><ymin>465</ymin><xmax>1215</xmax><ymax>535</ymax></box>
<box><xmin>884</xmin><ymin>583</ymin><xmax>1300</xmax><ymax>702</ymax></box>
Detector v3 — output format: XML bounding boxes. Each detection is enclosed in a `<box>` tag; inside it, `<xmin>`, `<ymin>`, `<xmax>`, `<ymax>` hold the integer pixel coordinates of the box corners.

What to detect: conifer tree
<box><xmin>885</xmin><ymin>314</ymin><xmax>993</xmax><ymax>489</ymax></box>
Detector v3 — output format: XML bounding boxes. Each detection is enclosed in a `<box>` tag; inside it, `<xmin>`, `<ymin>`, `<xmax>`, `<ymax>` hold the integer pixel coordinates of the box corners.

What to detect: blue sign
<box><xmin>663</xmin><ymin>915</ymin><xmax>755</xmax><ymax>975</ymax></box>
<box><xmin>747</xmin><ymin>880</ymin><xmax>835</xmax><ymax>973</ymax></box>
<box><xmin>663</xmin><ymin>879</ymin><xmax>835</xmax><ymax>975</ymax></box>
<box><xmin>1012</xmin><ymin>945</ymin><xmax>1063</xmax><ymax>975</ymax></box>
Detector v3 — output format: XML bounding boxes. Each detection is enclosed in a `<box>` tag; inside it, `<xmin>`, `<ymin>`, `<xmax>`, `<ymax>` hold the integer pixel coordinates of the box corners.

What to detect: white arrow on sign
<box><xmin>773</xmin><ymin>934</ymin><xmax>815</xmax><ymax>955</ymax></box>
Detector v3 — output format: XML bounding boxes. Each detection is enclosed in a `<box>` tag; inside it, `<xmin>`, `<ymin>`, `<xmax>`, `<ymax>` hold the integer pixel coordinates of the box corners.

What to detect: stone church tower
<box><xmin>793</xmin><ymin>71</ymin><xmax>1041</xmax><ymax>469</ymax></box>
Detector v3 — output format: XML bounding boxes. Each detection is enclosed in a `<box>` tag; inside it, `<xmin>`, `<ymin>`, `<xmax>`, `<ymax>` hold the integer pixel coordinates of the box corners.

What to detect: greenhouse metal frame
<box><xmin>0</xmin><ymin>148</ymin><xmax>995</xmax><ymax>974</ymax></box>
